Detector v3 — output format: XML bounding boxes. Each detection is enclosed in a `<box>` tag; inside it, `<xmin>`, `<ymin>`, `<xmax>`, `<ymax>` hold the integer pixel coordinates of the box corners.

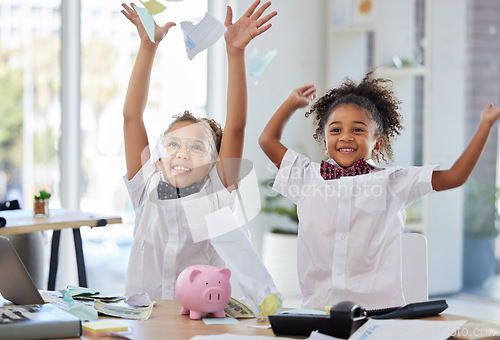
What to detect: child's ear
<box><xmin>372</xmin><ymin>138</ymin><xmax>383</xmax><ymax>154</ymax></box>
<box><xmin>155</xmin><ymin>159</ymin><xmax>163</xmax><ymax>173</ymax></box>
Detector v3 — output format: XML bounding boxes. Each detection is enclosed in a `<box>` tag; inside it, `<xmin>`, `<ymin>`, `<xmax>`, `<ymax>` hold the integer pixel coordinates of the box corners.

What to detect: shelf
<box><xmin>375</xmin><ymin>65</ymin><xmax>427</xmax><ymax>78</ymax></box>
<box><xmin>330</xmin><ymin>24</ymin><xmax>375</xmax><ymax>34</ymax></box>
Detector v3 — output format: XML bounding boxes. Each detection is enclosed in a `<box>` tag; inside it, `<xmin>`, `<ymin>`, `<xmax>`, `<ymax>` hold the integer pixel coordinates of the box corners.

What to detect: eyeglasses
<box><xmin>161</xmin><ymin>137</ymin><xmax>212</xmax><ymax>157</ymax></box>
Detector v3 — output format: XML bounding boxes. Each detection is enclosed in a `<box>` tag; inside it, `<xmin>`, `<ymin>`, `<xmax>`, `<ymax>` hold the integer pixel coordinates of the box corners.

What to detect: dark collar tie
<box><xmin>320</xmin><ymin>158</ymin><xmax>374</xmax><ymax>180</ymax></box>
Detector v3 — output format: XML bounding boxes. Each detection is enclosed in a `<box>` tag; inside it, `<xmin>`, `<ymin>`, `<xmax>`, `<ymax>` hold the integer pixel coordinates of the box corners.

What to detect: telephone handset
<box><xmin>268</xmin><ymin>299</ymin><xmax>448</xmax><ymax>338</ymax></box>
<box><xmin>366</xmin><ymin>299</ymin><xmax>448</xmax><ymax>319</ymax></box>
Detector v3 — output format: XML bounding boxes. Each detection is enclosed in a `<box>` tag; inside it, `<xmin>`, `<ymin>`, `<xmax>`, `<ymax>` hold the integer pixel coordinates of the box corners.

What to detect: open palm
<box><xmin>480</xmin><ymin>103</ymin><xmax>500</xmax><ymax>128</ymax></box>
<box><xmin>121</xmin><ymin>3</ymin><xmax>175</xmax><ymax>45</ymax></box>
<box><xmin>224</xmin><ymin>0</ymin><xmax>277</xmax><ymax>52</ymax></box>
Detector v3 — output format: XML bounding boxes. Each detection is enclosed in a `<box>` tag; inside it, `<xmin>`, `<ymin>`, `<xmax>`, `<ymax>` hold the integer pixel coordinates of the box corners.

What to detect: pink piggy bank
<box><xmin>175</xmin><ymin>265</ymin><xmax>231</xmax><ymax>320</ymax></box>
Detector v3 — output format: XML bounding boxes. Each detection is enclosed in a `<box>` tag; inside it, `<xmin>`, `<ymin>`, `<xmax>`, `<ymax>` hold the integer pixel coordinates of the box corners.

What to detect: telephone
<box><xmin>268</xmin><ymin>299</ymin><xmax>448</xmax><ymax>338</ymax></box>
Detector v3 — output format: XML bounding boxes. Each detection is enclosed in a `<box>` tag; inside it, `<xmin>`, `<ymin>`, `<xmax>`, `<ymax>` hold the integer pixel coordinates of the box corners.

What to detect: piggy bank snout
<box><xmin>203</xmin><ymin>287</ymin><xmax>225</xmax><ymax>303</ymax></box>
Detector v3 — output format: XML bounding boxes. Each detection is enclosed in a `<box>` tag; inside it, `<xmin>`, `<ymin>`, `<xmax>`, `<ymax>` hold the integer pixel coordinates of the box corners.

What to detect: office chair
<box><xmin>401</xmin><ymin>232</ymin><xmax>429</xmax><ymax>304</ymax></box>
<box><xmin>0</xmin><ymin>199</ymin><xmax>20</xmax><ymax>211</ymax></box>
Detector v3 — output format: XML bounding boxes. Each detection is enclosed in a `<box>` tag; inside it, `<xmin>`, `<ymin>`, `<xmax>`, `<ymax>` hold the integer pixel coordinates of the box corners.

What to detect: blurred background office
<box><xmin>0</xmin><ymin>0</ymin><xmax>499</xmax><ymax>308</ymax></box>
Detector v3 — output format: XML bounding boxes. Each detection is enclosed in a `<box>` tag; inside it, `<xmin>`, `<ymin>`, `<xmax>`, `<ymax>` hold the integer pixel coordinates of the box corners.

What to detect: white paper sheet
<box><xmin>180</xmin><ymin>12</ymin><xmax>226</xmax><ymax>60</ymax></box>
<box><xmin>348</xmin><ymin>318</ymin><xmax>466</xmax><ymax>340</ymax></box>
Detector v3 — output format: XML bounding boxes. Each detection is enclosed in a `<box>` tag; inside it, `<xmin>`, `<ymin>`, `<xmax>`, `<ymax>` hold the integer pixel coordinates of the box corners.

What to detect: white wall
<box><xmin>230</xmin><ymin>0</ymin><xmax>328</xmax><ymax>254</ymax></box>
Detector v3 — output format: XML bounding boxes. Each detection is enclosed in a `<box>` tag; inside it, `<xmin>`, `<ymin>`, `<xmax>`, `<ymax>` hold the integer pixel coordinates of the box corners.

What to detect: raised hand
<box><xmin>287</xmin><ymin>84</ymin><xmax>317</xmax><ymax>110</ymax></box>
<box><xmin>121</xmin><ymin>3</ymin><xmax>175</xmax><ymax>47</ymax></box>
<box><xmin>224</xmin><ymin>0</ymin><xmax>277</xmax><ymax>53</ymax></box>
<box><xmin>480</xmin><ymin>102</ymin><xmax>500</xmax><ymax>129</ymax></box>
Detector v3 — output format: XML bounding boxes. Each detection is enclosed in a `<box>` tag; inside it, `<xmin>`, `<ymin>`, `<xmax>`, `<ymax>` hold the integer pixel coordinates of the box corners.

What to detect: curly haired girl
<box><xmin>259</xmin><ymin>71</ymin><xmax>500</xmax><ymax>310</ymax></box>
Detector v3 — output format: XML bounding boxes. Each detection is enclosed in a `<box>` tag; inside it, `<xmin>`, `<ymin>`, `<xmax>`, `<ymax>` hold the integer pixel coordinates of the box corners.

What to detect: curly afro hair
<box><xmin>162</xmin><ymin>110</ymin><xmax>223</xmax><ymax>159</ymax></box>
<box><xmin>305</xmin><ymin>70</ymin><xmax>403</xmax><ymax>164</ymax></box>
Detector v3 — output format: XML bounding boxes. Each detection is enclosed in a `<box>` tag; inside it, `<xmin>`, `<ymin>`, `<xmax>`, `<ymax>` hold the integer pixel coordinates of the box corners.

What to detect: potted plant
<box><xmin>259</xmin><ymin>177</ymin><xmax>301</xmax><ymax>297</ymax></box>
<box><xmin>260</xmin><ymin>177</ymin><xmax>298</xmax><ymax>235</ymax></box>
<box><xmin>34</xmin><ymin>189</ymin><xmax>51</xmax><ymax>217</ymax></box>
<box><xmin>462</xmin><ymin>179</ymin><xmax>499</xmax><ymax>288</ymax></box>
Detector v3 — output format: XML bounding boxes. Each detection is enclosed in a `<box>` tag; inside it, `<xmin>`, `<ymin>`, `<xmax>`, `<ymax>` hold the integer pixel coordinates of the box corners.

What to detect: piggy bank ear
<box><xmin>189</xmin><ymin>269</ymin><xmax>202</xmax><ymax>283</ymax></box>
<box><xmin>219</xmin><ymin>268</ymin><xmax>231</xmax><ymax>280</ymax></box>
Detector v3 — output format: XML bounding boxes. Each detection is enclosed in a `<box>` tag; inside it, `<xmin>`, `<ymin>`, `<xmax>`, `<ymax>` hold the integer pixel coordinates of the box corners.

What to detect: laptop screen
<box><xmin>0</xmin><ymin>236</ymin><xmax>44</xmax><ymax>305</ymax></box>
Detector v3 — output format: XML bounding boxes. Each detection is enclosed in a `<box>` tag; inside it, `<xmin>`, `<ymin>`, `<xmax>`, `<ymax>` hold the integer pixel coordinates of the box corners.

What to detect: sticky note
<box><xmin>140</xmin><ymin>0</ymin><xmax>166</xmax><ymax>15</ymax></box>
<box><xmin>202</xmin><ymin>317</ymin><xmax>239</xmax><ymax>325</ymax></box>
<box><xmin>259</xmin><ymin>294</ymin><xmax>281</xmax><ymax>318</ymax></box>
<box><xmin>82</xmin><ymin>321</ymin><xmax>128</xmax><ymax>334</ymax></box>
<box><xmin>134</xmin><ymin>5</ymin><xmax>155</xmax><ymax>43</ymax></box>
<box><xmin>247</xmin><ymin>48</ymin><xmax>278</xmax><ymax>85</ymax></box>
<box><xmin>180</xmin><ymin>12</ymin><xmax>226</xmax><ymax>60</ymax></box>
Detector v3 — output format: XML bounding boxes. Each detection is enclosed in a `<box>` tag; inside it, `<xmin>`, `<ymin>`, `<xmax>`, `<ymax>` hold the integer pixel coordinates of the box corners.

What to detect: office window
<box><xmin>0</xmin><ymin>0</ymin><xmax>61</xmax><ymax>209</ymax></box>
<box><xmin>80</xmin><ymin>0</ymin><xmax>208</xmax><ymax>292</ymax></box>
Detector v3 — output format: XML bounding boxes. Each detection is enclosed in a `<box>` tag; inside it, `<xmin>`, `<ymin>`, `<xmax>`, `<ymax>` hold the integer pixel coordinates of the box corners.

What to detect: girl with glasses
<box><xmin>121</xmin><ymin>1</ymin><xmax>282</xmax><ymax>316</ymax></box>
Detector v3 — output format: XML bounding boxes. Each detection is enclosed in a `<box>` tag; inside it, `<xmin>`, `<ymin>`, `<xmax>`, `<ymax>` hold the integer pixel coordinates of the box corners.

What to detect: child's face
<box><xmin>158</xmin><ymin>121</ymin><xmax>216</xmax><ymax>188</ymax></box>
<box><xmin>323</xmin><ymin>103</ymin><xmax>381</xmax><ymax>168</ymax></box>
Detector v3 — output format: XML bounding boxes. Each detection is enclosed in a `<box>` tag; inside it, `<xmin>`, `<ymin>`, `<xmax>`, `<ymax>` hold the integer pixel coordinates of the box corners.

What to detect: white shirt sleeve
<box><xmin>273</xmin><ymin>149</ymin><xmax>318</xmax><ymax>205</ymax></box>
<box><xmin>388</xmin><ymin>164</ymin><xmax>439</xmax><ymax>207</ymax></box>
<box><xmin>123</xmin><ymin>161</ymin><xmax>158</xmax><ymax>210</ymax></box>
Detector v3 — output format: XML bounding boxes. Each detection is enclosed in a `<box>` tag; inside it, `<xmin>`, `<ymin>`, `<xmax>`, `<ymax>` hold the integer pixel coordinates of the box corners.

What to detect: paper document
<box><xmin>180</xmin><ymin>12</ymin><xmax>226</xmax><ymax>60</ymax></box>
<box><xmin>348</xmin><ymin>318</ymin><xmax>466</xmax><ymax>340</ymax></box>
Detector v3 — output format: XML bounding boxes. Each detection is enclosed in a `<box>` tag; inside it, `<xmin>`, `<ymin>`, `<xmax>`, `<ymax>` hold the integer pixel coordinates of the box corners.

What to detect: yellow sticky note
<box><xmin>82</xmin><ymin>321</ymin><xmax>128</xmax><ymax>334</ymax></box>
<box><xmin>140</xmin><ymin>0</ymin><xmax>166</xmax><ymax>15</ymax></box>
<box><xmin>258</xmin><ymin>294</ymin><xmax>281</xmax><ymax>318</ymax></box>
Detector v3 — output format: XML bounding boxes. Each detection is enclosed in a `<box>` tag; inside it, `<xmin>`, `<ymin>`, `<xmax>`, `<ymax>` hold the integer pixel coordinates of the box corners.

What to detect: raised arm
<box><xmin>259</xmin><ymin>85</ymin><xmax>316</xmax><ymax>168</ymax></box>
<box><xmin>432</xmin><ymin>103</ymin><xmax>500</xmax><ymax>191</ymax></box>
<box><xmin>121</xmin><ymin>3</ymin><xmax>175</xmax><ymax>180</ymax></box>
<box><xmin>217</xmin><ymin>0</ymin><xmax>277</xmax><ymax>188</ymax></box>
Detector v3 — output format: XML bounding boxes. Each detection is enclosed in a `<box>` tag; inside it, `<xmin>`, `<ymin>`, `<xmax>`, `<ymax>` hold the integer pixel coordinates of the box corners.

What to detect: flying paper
<box><xmin>180</xmin><ymin>12</ymin><xmax>226</xmax><ymax>60</ymax></box>
<box><xmin>140</xmin><ymin>0</ymin><xmax>166</xmax><ymax>15</ymax></box>
<box><xmin>134</xmin><ymin>5</ymin><xmax>155</xmax><ymax>43</ymax></box>
<box><xmin>247</xmin><ymin>48</ymin><xmax>278</xmax><ymax>85</ymax></box>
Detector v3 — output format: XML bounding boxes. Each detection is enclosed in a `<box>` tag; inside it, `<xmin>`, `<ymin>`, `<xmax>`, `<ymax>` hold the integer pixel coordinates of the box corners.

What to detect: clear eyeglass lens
<box><xmin>163</xmin><ymin>137</ymin><xmax>209</xmax><ymax>157</ymax></box>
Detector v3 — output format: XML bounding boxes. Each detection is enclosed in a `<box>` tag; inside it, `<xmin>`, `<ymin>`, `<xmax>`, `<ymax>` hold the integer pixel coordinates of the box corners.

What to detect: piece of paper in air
<box><xmin>134</xmin><ymin>5</ymin><xmax>155</xmax><ymax>43</ymax></box>
<box><xmin>140</xmin><ymin>0</ymin><xmax>166</xmax><ymax>15</ymax></box>
<box><xmin>247</xmin><ymin>48</ymin><xmax>278</xmax><ymax>85</ymax></box>
<box><xmin>180</xmin><ymin>12</ymin><xmax>226</xmax><ymax>60</ymax></box>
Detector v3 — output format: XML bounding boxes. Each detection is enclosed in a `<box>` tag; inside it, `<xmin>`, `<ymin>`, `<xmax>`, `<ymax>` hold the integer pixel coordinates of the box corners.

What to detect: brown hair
<box><xmin>162</xmin><ymin>110</ymin><xmax>223</xmax><ymax>158</ymax></box>
<box><xmin>305</xmin><ymin>70</ymin><xmax>403</xmax><ymax>163</ymax></box>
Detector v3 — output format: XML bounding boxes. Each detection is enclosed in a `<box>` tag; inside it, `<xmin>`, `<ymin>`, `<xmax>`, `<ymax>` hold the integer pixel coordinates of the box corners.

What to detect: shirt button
<box><xmin>338</xmin><ymin>233</ymin><xmax>346</xmax><ymax>240</ymax></box>
<box><xmin>167</xmin><ymin>249</ymin><xmax>175</xmax><ymax>255</ymax></box>
<box><xmin>336</xmin><ymin>270</ymin><xmax>343</xmax><ymax>276</ymax></box>
<box><xmin>342</xmin><ymin>196</ymin><xmax>349</xmax><ymax>202</ymax></box>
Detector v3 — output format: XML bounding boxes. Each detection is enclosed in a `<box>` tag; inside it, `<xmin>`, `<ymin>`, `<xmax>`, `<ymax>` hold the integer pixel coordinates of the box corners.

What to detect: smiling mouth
<box><xmin>338</xmin><ymin>148</ymin><xmax>356</xmax><ymax>152</ymax></box>
<box><xmin>172</xmin><ymin>165</ymin><xmax>192</xmax><ymax>174</ymax></box>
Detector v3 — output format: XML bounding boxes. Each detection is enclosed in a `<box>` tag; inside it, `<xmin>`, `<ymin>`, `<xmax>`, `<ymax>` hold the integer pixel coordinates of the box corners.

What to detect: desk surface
<box><xmin>76</xmin><ymin>299</ymin><xmax>274</xmax><ymax>340</ymax></box>
<box><xmin>58</xmin><ymin>299</ymin><xmax>500</xmax><ymax>340</ymax></box>
<box><xmin>0</xmin><ymin>209</ymin><xmax>122</xmax><ymax>235</ymax></box>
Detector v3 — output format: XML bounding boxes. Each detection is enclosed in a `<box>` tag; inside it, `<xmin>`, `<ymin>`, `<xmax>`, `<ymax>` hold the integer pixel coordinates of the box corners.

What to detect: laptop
<box><xmin>0</xmin><ymin>236</ymin><xmax>45</xmax><ymax>305</ymax></box>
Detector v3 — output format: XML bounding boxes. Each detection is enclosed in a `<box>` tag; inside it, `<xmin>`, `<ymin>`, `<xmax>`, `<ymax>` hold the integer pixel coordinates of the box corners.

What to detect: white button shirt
<box><xmin>273</xmin><ymin>149</ymin><xmax>437</xmax><ymax>310</ymax></box>
<box><xmin>124</xmin><ymin>160</ymin><xmax>282</xmax><ymax>310</ymax></box>
<box><xmin>123</xmin><ymin>161</ymin><xmax>230</xmax><ymax>299</ymax></box>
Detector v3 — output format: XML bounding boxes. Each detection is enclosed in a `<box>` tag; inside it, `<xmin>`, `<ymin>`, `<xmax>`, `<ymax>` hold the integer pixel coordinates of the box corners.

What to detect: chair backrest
<box><xmin>401</xmin><ymin>232</ymin><xmax>428</xmax><ymax>304</ymax></box>
<box><xmin>0</xmin><ymin>199</ymin><xmax>20</xmax><ymax>211</ymax></box>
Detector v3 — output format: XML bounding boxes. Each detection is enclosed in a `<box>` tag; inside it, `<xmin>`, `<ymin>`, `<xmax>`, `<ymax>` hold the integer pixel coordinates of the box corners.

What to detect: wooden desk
<box><xmin>0</xmin><ymin>209</ymin><xmax>122</xmax><ymax>290</ymax></box>
<box><xmin>77</xmin><ymin>299</ymin><xmax>275</xmax><ymax>340</ymax></box>
<box><xmin>61</xmin><ymin>300</ymin><xmax>500</xmax><ymax>340</ymax></box>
